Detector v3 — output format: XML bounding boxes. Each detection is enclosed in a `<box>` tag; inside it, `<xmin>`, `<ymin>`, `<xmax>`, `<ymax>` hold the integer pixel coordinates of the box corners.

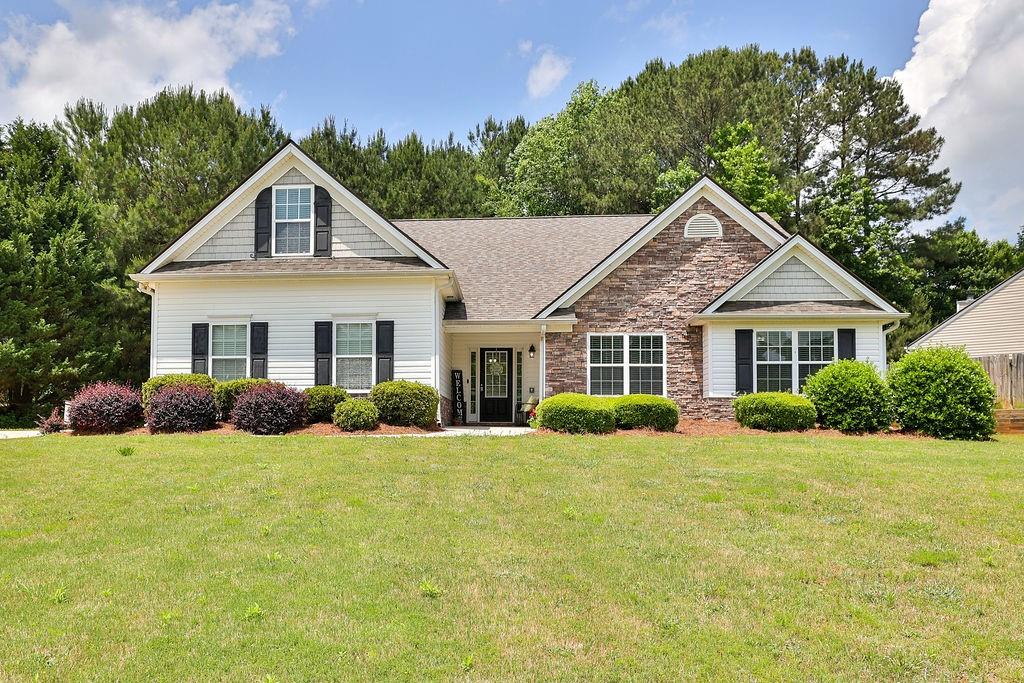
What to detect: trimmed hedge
<box><xmin>304</xmin><ymin>385</ymin><xmax>350</xmax><ymax>423</ymax></box>
<box><xmin>803</xmin><ymin>360</ymin><xmax>892</xmax><ymax>433</ymax></box>
<box><xmin>333</xmin><ymin>398</ymin><xmax>380</xmax><ymax>431</ymax></box>
<box><xmin>612</xmin><ymin>395</ymin><xmax>679</xmax><ymax>431</ymax></box>
<box><xmin>68</xmin><ymin>382</ymin><xmax>144</xmax><ymax>433</ymax></box>
<box><xmin>733</xmin><ymin>392</ymin><xmax>816</xmax><ymax>432</ymax></box>
<box><xmin>888</xmin><ymin>346</ymin><xmax>996</xmax><ymax>440</ymax></box>
<box><xmin>214</xmin><ymin>378</ymin><xmax>271</xmax><ymax>419</ymax></box>
<box><xmin>147</xmin><ymin>385</ymin><xmax>217</xmax><ymax>433</ymax></box>
<box><xmin>142</xmin><ymin>373</ymin><xmax>216</xmax><ymax>407</ymax></box>
<box><xmin>369</xmin><ymin>381</ymin><xmax>439</xmax><ymax>427</ymax></box>
<box><xmin>535</xmin><ymin>393</ymin><xmax>616</xmax><ymax>434</ymax></box>
<box><xmin>230</xmin><ymin>383</ymin><xmax>307</xmax><ymax>435</ymax></box>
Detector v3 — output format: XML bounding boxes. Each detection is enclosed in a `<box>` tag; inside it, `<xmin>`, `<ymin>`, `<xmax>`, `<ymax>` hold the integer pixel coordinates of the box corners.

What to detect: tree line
<box><xmin>2</xmin><ymin>45</ymin><xmax>1022</xmax><ymax>422</ymax></box>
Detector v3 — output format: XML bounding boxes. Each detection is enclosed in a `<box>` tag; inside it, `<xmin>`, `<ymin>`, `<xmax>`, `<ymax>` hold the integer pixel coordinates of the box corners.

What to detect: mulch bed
<box><xmin>70</xmin><ymin>422</ymin><xmax>442</xmax><ymax>437</ymax></box>
<box><xmin>535</xmin><ymin>419</ymin><xmax>929</xmax><ymax>439</ymax></box>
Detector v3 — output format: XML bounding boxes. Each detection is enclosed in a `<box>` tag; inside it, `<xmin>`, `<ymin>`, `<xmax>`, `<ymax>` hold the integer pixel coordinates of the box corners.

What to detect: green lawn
<box><xmin>2</xmin><ymin>433</ymin><xmax>1023</xmax><ymax>680</ymax></box>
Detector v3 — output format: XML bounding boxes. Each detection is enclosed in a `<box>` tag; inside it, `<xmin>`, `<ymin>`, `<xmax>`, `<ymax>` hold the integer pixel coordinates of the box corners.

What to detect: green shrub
<box><xmin>888</xmin><ymin>346</ymin><xmax>996</xmax><ymax>440</ymax></box>
<box><xmin>733</xmin><ymin>392</ymin><xmax>816</xmax><ymax>432</ymax></box>
<box><xmin>214</xmin><ymin>378</ymin><xmax>271</xmax><ymax>419</ymax></box>
<box><xmin>142</xmin><ymin>373</ymin><xmax>216</xmax><ymax>407</ymax></box>
<box><xmin>612</xmin><ymin>395</ymin><xmax>679</xmax><ymax>431</ymax></box>
<box><xmin>304</xmin><ymin>385</ymin><xmax>350</xmax><ymax>423</ymax></box>
<box><xmin>535</xmin><ymin>393</ymin><xmax>616</xmax><ymax>434</ymax></box>
<box><xmin>369</xmin><ymin>381</ymin><xmax>439</xmax><ymax>427</ymax></box>
<box><xmin>803</xmin><ymin>360</ymin><xmax>893</xmax><ymax>433</ymax></box>
<box><xmin>333</xmin><ymin>399</ymin><xmax>380</xmax><ymax>431</ymax></box>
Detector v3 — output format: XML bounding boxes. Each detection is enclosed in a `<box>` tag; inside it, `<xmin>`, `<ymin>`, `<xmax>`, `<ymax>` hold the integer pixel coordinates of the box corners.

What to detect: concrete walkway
<box><xmin>0</xmin><ymin>430</ymin><xmax>41</xmax><ymax>439</ymax></box>
<box><xmin>440</xmin><ymin>425</ymin><xmax>534</xmax><ymax>437</ymax></box>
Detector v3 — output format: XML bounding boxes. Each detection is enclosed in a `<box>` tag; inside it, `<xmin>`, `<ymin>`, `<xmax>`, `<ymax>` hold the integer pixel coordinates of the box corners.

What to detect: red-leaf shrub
<box><xmin>229</xmin><ymin>383</ymin><xmax>307</xmax><ymax>434</ymax></box>
<box><xmin>147</xmin><ymin>385</ymin><xmax>217</xmax><ymax>433</ymax></box>
<box><xmin>68</xmin><ymin>382</ymin><xmax>143</xmax><ymax>433</ymax></box>
<box><xmin>36</xmin><ymin>407</ymin><xmax>65</xmax><ymax>434</ymax></box>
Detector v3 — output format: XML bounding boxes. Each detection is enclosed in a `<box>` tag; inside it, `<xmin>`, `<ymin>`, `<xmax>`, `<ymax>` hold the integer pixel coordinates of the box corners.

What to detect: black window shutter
<box><xmin>376</xmin><ymin>320</ymin><xmax>394</xmax><ymax>383</ymax></box>
<box><xmin>250</xmin><ymin>322</ymin><xmax>268</xmax><ymax>378</ymax></box>
<box><xmin>314</xmin><ymin>186</ymin><xmax>332</xmax><ymax>257</ymax></box>
<box><xmin>735</xmin><ymin>329</ymin><xmax>753</xmax><ymax>394</ymax></box>
<box><xmin>254</xmin><ymin>188</ymin><xmax>272</xmax><ymax>258</ymax></box>
<box><xmin>837</xmin><ymin>328</ymin><xmax>856</xmax><ymax>360</ymax></box>
<box><xmin>191</xmin><ymin>323</ymin><xmax>210</xmax><ymax>375</ymax></box>
<box><xmin>314</xmin><ymin>321</ymin><xmax>332</xmax><ymax>385</ymax></box>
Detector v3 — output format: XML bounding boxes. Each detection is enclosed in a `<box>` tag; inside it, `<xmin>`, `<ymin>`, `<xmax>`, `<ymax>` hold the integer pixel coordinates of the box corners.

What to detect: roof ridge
<box><xmin>393</xmin><ymin>213</ymin><xmax>654</xmax><ymax>222</ymax></box>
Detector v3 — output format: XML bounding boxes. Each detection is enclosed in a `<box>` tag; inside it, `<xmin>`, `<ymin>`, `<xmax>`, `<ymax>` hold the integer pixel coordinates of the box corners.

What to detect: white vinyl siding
<box><xmin>704</xmin><ymin>320</ymin><xmax>886</xmax><ymax>397</ymax></box>
<box><xmin>151</xmin><ymin>278</ymin><xmax>436</xmax><ymax>389</ymax></box>
<box><xmin>741</xmin><ymin>256</ymin><xmax>848</xmax><ymax>301</ymax></box>
<box><xmin>913</xmin><ymin>273</ymin><xmax>1024</xmax><ymax>356</ymax></box>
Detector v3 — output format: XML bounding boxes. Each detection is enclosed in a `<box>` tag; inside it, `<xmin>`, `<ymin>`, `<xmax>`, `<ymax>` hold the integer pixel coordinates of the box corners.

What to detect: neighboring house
<box><xmin>131</xmin><ymin>140</ymin><xmax>907</xmax><ymax>423</ymax></box>
<box><xmin>909</xmin><ymin>267</ymin><xmax>1024</xmax><ymax>356</ymax></box>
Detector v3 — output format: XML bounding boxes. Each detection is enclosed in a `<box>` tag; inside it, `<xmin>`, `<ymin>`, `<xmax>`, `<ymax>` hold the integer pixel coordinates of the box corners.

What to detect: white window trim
<box><xmin>585</xmin><ymin>332</ymin><xmax>668</xmax><ymax>398</ymax></box>
<box><xmin>753</xmin><ymin>327</ymin><xmax>837</xmax><ymax>395</ymax></box>
<box><xmin>209</xmin><ymin>322</ymin><xmax>250</xmax><ymax>382</ymax></box>
<box><xmin>271</xmin><ymin>183</ymin><xmax>315</xmax><ymax>257</ymax></box>
<box><xmin>333</xmin><ymin>320</ymin><xmax>375</xmax><ymax>394</ymax></box>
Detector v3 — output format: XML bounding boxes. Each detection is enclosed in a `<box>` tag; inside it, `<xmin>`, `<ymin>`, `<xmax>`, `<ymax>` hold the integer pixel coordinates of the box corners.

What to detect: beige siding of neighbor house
<box><xmin>914</xmin><ymin>274</ymin><xmax>1024</xmax><ymax>356</ymax></box>
<box><xmin>704</xmin><ymin>319</ymin><xmax>887</xmax><ymax>397</ymax></box>
<box><xmin>186</xmin><ymin>166</ymin><xmax>399</xmax><ymax>261</ymax></box>
<box><xmin>151</xmin><ymin>277</ymin><xmax>437</xmax><ymax>389</ymax></box>
<box><xmin>740</xmin><ymin>256</ymin><xmax>848</xmax><ymax>301</ymax></box>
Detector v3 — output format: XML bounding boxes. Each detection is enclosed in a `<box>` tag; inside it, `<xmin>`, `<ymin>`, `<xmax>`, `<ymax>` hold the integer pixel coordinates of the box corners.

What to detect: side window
<box><xmin>335</xmin><ymin>322</ymin><xmax>373</xmax><ymax>392</ymax></box>
<box><xmin>589</xmin><ymin>334</ymin><xmax>624</xmax><ymax>396</ymax></box>
<box><xmin>211</xmin><ymin>324</ymin><xmax>248</xmax><ymax>381</ymax></box>
<box><xmin>273</xmin><ymin>186</ymin><xmax>313</xmax><ymax>255</ymax></box>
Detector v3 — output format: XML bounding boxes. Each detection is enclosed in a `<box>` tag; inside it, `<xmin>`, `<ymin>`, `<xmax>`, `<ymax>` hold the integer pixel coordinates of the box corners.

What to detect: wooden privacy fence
<box><xmin>975</xmin><ymin>353</ymin><xmax>1024</xmax><ymax>407</ymax></box>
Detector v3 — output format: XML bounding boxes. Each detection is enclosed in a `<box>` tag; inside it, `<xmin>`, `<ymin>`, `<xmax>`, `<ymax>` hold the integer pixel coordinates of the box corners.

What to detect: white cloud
<box><xmin>894</xmin><ymin>0</ymin><xmax>1024</xmax><ymax>239</ymax></box>
<box><xmin>643</xmin><ymin>9</ymin><xmax>687</xmax><ymax>44</ymax></box>
<box><xmin>526</xmin><ymin>49</ymin><xmax>571</xmax><ymax>100</ymax></box>
<box><xmin>517</xmin><ymin>39</ymin><xmax>533</xmax><ymax>55</ymax></box>
<box><xmin>0</xmin><ymin>0</ymin><xmax>294</xmax><ymax>124</ymax></box>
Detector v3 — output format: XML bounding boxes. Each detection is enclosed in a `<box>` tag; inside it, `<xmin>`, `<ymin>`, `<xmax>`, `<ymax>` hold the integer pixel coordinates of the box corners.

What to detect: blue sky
<box><xmin>1</xmin><ymin>0</ymin><xmax>1022</xmax><ymax>238</ymax></box>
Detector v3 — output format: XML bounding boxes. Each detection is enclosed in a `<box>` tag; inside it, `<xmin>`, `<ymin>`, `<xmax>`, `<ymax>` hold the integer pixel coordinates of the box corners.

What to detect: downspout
<box><xmin>135</xmin><ymin>281</ymin><xmax>157</xmax><ymax>378</ymax></box>
<box><xmin>539</xmin><ymin>323</ymin><xmax>547</xmax><ymax>400</ymax></box>
<box><xmin>882</xmin><ymin>320</ymin><xmax>901</xmax><ymax>375</ymax></box>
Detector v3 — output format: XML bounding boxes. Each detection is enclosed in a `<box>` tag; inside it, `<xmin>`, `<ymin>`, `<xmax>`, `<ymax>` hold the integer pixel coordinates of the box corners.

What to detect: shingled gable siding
<box><xmin>544</xmin><ymin>199</ymin><xmax>772</xmax><ymax>419</ymax></box>
<box><xmin>186</xmin><ymin>167</ymin><xmax>400</xmax><ymax>261</ymax></box>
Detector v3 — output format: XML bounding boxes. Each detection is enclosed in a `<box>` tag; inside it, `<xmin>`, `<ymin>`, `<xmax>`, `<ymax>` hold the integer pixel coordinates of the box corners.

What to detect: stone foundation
<box><xmin>439</xmin><ymin>395</ymin><xmax>453</xmax><ymax>426</ymax></box>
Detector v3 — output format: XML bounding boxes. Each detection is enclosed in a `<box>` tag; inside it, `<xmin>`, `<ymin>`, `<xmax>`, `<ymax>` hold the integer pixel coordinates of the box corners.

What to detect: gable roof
<box><xmin>533</xmin><ymin>176</ymin><xmax>789</xmax><ymax>319</ymax></box>
<box><xmin>396</xmin><ymin>214</ymin><xmax>651</xmax><ymax>320</ymax></box>
<box><xmin>690</xmin><ymin>235</ymin><xmax>905</xmax><ymax>321</ymax></box>
<box><xmin>908</xmin><ymin>265</ymin><xmax>1024</xmax><ymax>349</ymax></box>
<box><xmin>139</xmin><ymin>139</ymin><xmax>448</xmax><ymax>275</ymax></box>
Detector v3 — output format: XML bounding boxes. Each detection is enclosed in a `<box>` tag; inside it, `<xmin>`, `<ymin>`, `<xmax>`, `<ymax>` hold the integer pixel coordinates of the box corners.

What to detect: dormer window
<box><xmin>272</xmin><ymin>185</ymin><xmax>313</xmax><ymax>256</ymax></box>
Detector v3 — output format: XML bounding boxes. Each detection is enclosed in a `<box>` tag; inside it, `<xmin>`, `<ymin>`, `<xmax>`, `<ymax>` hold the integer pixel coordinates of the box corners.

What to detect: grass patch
<box><xmin>1</xmin><ymin>433</ymin><xmax>1023</xmax><ymax>679</ymax></box>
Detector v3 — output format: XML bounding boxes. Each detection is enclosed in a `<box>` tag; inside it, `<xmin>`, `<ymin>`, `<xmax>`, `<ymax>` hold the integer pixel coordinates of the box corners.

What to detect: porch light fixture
<box><xmin>528</xmin><ymin>344</ymin><xmax>536</xmax><ymax>358</ymax></box>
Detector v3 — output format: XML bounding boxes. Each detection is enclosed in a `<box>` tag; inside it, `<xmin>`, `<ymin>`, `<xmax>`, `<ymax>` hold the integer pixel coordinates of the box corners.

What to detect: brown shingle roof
<box><xmin>154</xmin><ymin>256</ymin><xmax>434</xmax><ymax>275</ymax></box>
<box><xmin>714</xmin><ymin>300</ymin><xmax>883</xmax><ymax>315</ymax></box>
<box><xmin>395</xmin><ymin>215</ymin><xmax>652</xmax><ymax>320</ymax></box>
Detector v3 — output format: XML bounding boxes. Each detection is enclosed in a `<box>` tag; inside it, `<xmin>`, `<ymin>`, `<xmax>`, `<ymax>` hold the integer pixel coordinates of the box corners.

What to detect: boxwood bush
<box><xmin>535</xmin><ymin>393</ymin><xmax>616</xmax><ymax>434</ymax></box>
<box><xmin>68</xmin><ymin>382</ymin><xmax>144</xmax><ymax>433</ymax></box>
<box><xmin>214</xmin><ymin>378</ymin><xmax>271</xmax><ymax>419</ymax></box>
<box><xmin>369</xmin><ymin>381</ymin><xmax>439</xmax><ymax>427</ymax></box>
<box><xmin>333</xmin><ymin>398</ymin><xmax>380</xmax><ymax>431</ymax></box>
<box><xmin>230</xmin><ymin>383</ymin><xmax>307</xmax><ymax>435</ymax></box>
<box><xmin>147</xmin><ymin>384</ymin><xmax>217</xmax><ymax>433</ymax></box>
<box><xmin>803</xmin><ymin>360</ymin><xmax>892</xmax><ymax>433</ymax></box>
<box><xmin>733</xmin><ymin>392</ymin><xmax>816</xmax><ymax>432</ymax></box>
<box><xmin>612</xmin><ymin>395</ymin><xmax>679</xmax><ymax>431</ymax></box>
<box><xmin>142</xmin><ymin>373</ymin><xmax>216</xmax><ymax>407</ymax></box>
<box><xmin>888</xmin><ymin>346</ymin><xmax>996</xmax><ymax>440</ymax></box>
<box><xmin>304</xmin><ymin>385</ymin><xmax>350</xmax><ymax>423</ymax></box>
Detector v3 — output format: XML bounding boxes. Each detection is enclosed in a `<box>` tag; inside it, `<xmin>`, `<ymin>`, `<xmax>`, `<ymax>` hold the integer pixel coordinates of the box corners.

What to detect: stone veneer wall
<box><xmin>544</xmin><ymin>199</ymin><xmax>773</xmax><ymax>419</ymax></box>
<box><xmin>439</xmin><ymin>395</ymin><xmax>453</xmax><ymax>426</ymax></box>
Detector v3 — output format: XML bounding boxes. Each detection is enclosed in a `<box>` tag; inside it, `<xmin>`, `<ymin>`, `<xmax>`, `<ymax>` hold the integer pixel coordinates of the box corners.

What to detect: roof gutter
<box><xmin>130</xmin><ymin>269</ymin><xmax>458</xmax><ymax>284</ymax></box>
<box><xmin>687</xmin><ymin>311</ymin><xmax>910</xmax><ymax>324</ymax></box>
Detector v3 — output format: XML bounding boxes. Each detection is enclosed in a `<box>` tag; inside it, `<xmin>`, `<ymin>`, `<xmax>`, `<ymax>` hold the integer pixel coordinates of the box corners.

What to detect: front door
<box><xmin>480</xmin><ymin>347</ymin><xmax>512</xmax><ymax>422</ymax></box>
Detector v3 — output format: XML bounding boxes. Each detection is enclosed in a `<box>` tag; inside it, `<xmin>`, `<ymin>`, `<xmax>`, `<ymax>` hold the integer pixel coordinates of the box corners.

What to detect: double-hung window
<box><xmin>272</xmin><ymin>185</ymin><xmax>313</xmax><ymax>255</ymax></box>
<box><xmin>211</xmin><ymin>324</ymin><xmax>248</xmax><ymax>381</ymax></box>
<box><xmin>335</xmin><ymin>322</ymin><xmax>373</xmax><ymax>393</ymax></box>
<box><xmin>754</xmin><ymin>330</ymin><xmax>835</xmax><ymax>393</ymax></box>
<box><xmin>588</xmin><ymin>333</ymin><xmax>666</xmax><ymax>396</ymax></box>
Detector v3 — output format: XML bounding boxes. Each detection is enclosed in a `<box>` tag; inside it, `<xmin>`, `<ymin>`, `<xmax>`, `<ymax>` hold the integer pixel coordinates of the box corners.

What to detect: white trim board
<box><xmin>535</xmin><ymin>177</ymin><xmax>787</xmax><ymax>318</ymax></box>
<box><xmin>698</xmin><ymin>235</ymin><xmax>904</xmax><ymax>317</ymax></box>
<box><xmin>141</xmin><ymin>141</ymin><xmax>447</xmax><ymax>275</ymax></box>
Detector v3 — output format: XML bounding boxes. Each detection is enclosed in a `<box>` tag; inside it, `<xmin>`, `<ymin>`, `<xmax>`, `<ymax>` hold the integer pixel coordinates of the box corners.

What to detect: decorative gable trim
<box><xmin>534</xmin><ymin>176</ymin><xmax>788</xmax><ymax>319</ymax></box>
<box><xmin>140</xmin><ymin>140</ymin><xmax>447</xmax><ymax>275</ymax></box>
<box><xmin>696</xmin><ymin>235</ymin><xmax>904</xmax><ymax>318</ymax></box>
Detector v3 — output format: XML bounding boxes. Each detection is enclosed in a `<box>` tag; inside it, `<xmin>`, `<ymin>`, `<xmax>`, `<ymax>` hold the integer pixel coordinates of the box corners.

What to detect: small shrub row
<box><xmin>304</xmin><ymin>385</ymin><xmax>350</xmax><ymax>423</ymax></box>
<box><xmin>733</xmin><ymin>392</ymin><xmax>817</xmax><ymax>432</ymax></box>
<box><xmin>141</xmin><ymin>373</ymin><xmax>216</xmax><ymax>406</ymax></box>
<box><xmin>147</xmin><ymin>385</ymin><xmax>217</xmax><ymax>433</ymax></box>
<box><xmin>369</xmin><ymin>380</ymin><xmax>438</xmax><ymax>428</ymax></box>
<box><xmin>333</xmin><ymin>399</ymin><xmax>380</xmax><ymax>431</ymax></box>
<box><xmin>68</xmin><ymin>382</ymin><xmax>143</xmax><ymax>433</ymax></box>
<box><xmin>214</xmin><ymin>378</ymin><xmax>271</xmax><ymax>419</ymax></box>
<box><xmin>534</xmin><ymin>393</ymin><xmax>680</xmax><ymax>434</ymax></box>
<box><xmin>230</xmin><ymin>384</ymin><xmax>307</xmax><ymax>435</ymax></box>
<box><xmin>802</xmin><ymin>360</ymin><xmax>893</xmax><ymax>433</ymax></box>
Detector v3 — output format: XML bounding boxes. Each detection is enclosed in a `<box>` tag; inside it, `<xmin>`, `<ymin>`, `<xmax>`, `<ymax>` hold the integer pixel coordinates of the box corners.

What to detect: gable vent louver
<box><xmin>684</xmin><ymin>213</ymin><xmax>723</xmax><ymax>238</ymax></box>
